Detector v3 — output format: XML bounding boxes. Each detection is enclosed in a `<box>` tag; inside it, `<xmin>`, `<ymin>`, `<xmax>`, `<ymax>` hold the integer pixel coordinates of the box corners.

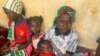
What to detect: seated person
<box><xmin>2</xmin><ymin>0</ymin><xmax>32</xmax><ymax>56</ymax></box>
<box><xmin>45</xmin><ymin>6</ymin><xmax>78</xmax><ymax>56</ymax></box>
<box><xmin>26</xmin><ymin>16</ymin><xmax>44</xmax><ymax>56</ymax></box>
<box><xmin>33</xmin><ymin>40</ymin><xmax>55</xmax><ymax>56</ymax></box>
<box><xmin>28</xmin><ymin>16</ymin><xmax>44</xmax><ymax>50</ymax></box>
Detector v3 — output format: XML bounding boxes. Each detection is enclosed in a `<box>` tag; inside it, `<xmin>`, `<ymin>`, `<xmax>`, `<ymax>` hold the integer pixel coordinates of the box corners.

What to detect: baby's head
<box><xmin>37</xmin><ymin>40</ymin><xmax>53</xmax><ymax>53</ymax></box>
<box><xmin>28</xmin><ymin>16</ymin><xmax>43</xmax><ymax>34</ymax></box>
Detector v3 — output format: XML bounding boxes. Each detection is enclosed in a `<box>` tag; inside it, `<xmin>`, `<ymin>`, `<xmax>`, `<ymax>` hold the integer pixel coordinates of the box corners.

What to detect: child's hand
<box><xmin>32</xmin><ymin>37</ymin><xmax>41</xmax><ymax>49</ymax></box>
<box><xmin>11</xmin><ymin>45</ymin><xmax>18</xmax><ymax>51</ymax></box>
<box><xmin>14</xmin><ymin>46</ymin><xmax>18</xmax><ymax>51</ymax></box>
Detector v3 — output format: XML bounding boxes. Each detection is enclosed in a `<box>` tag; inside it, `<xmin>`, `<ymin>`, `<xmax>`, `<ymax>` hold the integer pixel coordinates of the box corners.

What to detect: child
<box><xmin>45</xmin><ymin>6</ymin><xmax>78</xmax><ymax>56</ymax></box>
<box><xmin>33</xmin><ymin>40</ymin><xmax>55</xmax><ymax>56</ymax></box>
<box><xmin>27</xmin><ymin>16</ymin><xmax>44</xmax><ymax>54</ymax></box>
<box><xmin>2</xmin><ymin>0</ymin><xmax>32</xmax><ymax>56</ymax></box>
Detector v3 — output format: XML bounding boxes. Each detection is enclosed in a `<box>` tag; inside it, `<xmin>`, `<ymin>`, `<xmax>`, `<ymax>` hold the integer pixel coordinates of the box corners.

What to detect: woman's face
<box><xmin>56</xmin><ymin>14</ymin><xmax>72</xmax><ymax>33</ymax></box>
<box><xmin>30</xmin><ymin>22</ymin><xmax>40</xmax><ymax>34</ymax></box>
<box><xmin>3</xmin><ymin>8</ymin><xmax>17</xmax><ymax>21</ymax></box>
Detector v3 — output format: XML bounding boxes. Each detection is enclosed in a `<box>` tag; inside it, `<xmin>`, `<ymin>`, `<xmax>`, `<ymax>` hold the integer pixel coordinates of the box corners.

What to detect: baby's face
<box><xmin>41</xmin><ymin>43</ymin><xmax>53</xmax><ymax>53</ymax></box>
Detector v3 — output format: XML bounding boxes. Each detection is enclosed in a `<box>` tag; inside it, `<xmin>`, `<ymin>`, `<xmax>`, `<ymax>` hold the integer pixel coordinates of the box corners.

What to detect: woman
<box><xmin>45</xmin><ymin>6</ymin><xmax>78</xmax><ymax>56</ymax></box>
<box><xmin>3</xmin><ymin>0</ymin><xmax>32</xmax><ymax>56</ymax></box>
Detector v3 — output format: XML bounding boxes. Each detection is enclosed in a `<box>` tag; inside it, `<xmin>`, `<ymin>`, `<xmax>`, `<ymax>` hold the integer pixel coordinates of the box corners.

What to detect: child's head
<box><xmin>54</xmin><ymin>6</ymin><xmax>76</xmax><ymax>33</ymax></box>
<box><xmin>28</xmin><ymin>16</ymin><xmax>43</xmax><ymax>34</ymax></box>
<box><xmin>37</xmin><ymin>40</ymin><xmax>53</xmax><ymax>53</ymax></box>
<box><xmin>3</xmin><ymin>0</ymin><xmax>24</xmax><ymax>21</ymax></box>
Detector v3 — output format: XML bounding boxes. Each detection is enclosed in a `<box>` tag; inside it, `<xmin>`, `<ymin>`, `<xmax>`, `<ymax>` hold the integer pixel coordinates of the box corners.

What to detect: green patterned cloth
<box><xmin>5</xmin><ymin>22</ymin><xmax>25</xmax><ymax>56</ymax></box>
<box><xmin>5</xmin><ymin>50</ymin><xmax>25</xmax><ymax>56</ymax></box>
<box><xmin>72</xmin><ymin>53</ymin><xmax>82</xmax><ymax>56</ymax></box>
<box><xmin>53</xmin><ymin>6</ymin><xmax>76</xmax><ymax>26</ymax></box>
<box><xmin>7</xmin><ymin>22</ymin><xmax>15</xmax><ymax>41</ymax></box>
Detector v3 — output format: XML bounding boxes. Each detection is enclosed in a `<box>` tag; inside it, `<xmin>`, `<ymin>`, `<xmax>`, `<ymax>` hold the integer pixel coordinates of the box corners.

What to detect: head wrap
<box><xmin>3</xmin><ymin>0</ymin><xmax>23</xmax><ymax>14</ymax></box>
<box><xmin>53</xmin><ymin>6</ymin><xmax>76</xmax><ymax>26</ymax></box>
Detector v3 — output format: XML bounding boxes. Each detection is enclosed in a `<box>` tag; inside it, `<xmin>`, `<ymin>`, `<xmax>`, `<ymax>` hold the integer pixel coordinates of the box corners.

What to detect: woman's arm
<box><xmin>18</xmin><ymin>36</ymin><xmax>32</xmax><ymax>50</ymax></box>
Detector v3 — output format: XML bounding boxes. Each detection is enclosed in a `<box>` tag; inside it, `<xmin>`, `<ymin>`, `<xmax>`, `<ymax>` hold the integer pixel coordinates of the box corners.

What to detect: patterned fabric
<box><xmin>45</xmin><ymin>26</ymin><xmax>78</xmax><ymax>56</ymax></box>
<box><xmin>7</xmin><ymin>21</ymin><xmax>15</xmax><ymax>41</ymax></box>
<box><xmin>5</xmin><ymin>19</ymin><xmax>32</xmax><ymax>56</ymax></box>
<box><xmin>5</xmin><ymin>50</ymin><xmax>25</xmax><ymax>56</ymax></box>
<box><xmin>53</xmin><ymin>6</ymin><xmax>76</xmax><ymax>26</ymax></box>
<box><xmin>14</xmin><ymin>19</ymin><xmax>32</xmax><ymax>44</ymax></box>
<box><xmin>3</xmin><ymin>0</ymin><xmax>23</xmax><ymax>14</ymax></box>
<box><xmin>57</xmin><ymin>6</ymin><xmax>76</xmax><ymax>20</ymax></box>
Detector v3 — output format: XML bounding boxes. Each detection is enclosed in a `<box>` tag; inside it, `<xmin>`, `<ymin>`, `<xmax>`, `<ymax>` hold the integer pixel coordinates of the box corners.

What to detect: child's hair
<box><xmin>28</xmin><ymin>16</ymin><xmax>43</xmax><ymax>27</ymax></box>
<box><xmin>37</xmin><ymin>40</ymin><xmax>52</xmax><ymax>51</ymax></box>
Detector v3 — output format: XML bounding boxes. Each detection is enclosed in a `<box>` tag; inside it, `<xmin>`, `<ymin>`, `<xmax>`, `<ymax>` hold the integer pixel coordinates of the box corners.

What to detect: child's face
<box><xmin>41</xmin><ymin>43</ymin><xmax>53</xmax><ymax>53</ymax></box>
<box><xmin>30</xmin><ymin>22</ymin><xmax>40</xmax><ymax>34</ymax></box>
<box><xmin>56</xmin><ymin>14</ymin><xmax>72</xmax><ymax>33</ymax></box>
<box><xmin>3</xmin><ymin>8</ymin><xmax>17</xmax><ymax>21</ymax></box>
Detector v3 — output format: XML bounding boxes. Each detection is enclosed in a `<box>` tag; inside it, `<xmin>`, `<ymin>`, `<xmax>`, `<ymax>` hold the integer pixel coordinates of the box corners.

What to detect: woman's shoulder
<box><xmin>70</xmin><ymin>29</ymin><xmax>78</xmax><ymax>39</ymax></box>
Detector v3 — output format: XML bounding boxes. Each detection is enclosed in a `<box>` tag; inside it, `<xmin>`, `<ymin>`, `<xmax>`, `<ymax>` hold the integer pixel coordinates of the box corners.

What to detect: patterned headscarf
<box><xmin>53</xmin><ymin>6</ymin><xmax>76</xmax><ymax>26</ymax></box>
<box><xmin>3</xmin><ymin>0</ymin><xmax>23</xmax><ymax>14</ymax></box>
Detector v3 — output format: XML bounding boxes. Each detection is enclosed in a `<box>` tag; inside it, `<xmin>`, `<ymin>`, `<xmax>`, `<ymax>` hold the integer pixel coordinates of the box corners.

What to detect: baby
<box><xmin>33</xmin><ymin>40</ymin><xmax>55</xmax><ymax>56</ymax></box>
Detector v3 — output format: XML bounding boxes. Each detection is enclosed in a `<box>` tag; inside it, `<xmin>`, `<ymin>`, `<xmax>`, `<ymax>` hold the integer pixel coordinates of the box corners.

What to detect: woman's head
<box><xmin>28</xmin><ymin>16</ymin><xmax>43</xmax><ymax>34</ymax></box>
<box><xmin>53</xmin><ymin>6</ymin><xmax>76</xmax><ymax>26</ymax></box>
<box><xmin>37</xmin><ymin>40</ymin><xmax>53</xmax><ymax>53</ymax></box>
<box><xmin>3</xmin><ymin>0</ymin><xmax>24</xmax><ymax>21</ymax></box>
<box><xmin>53</xmin><ymin>6</ymin><xmax>76</xmax><ymax>33</ymax></box>
<box><xmin>56</xmin><ymin>14</ymin><xmax>72</xmax><ymax>33</ymax></box>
